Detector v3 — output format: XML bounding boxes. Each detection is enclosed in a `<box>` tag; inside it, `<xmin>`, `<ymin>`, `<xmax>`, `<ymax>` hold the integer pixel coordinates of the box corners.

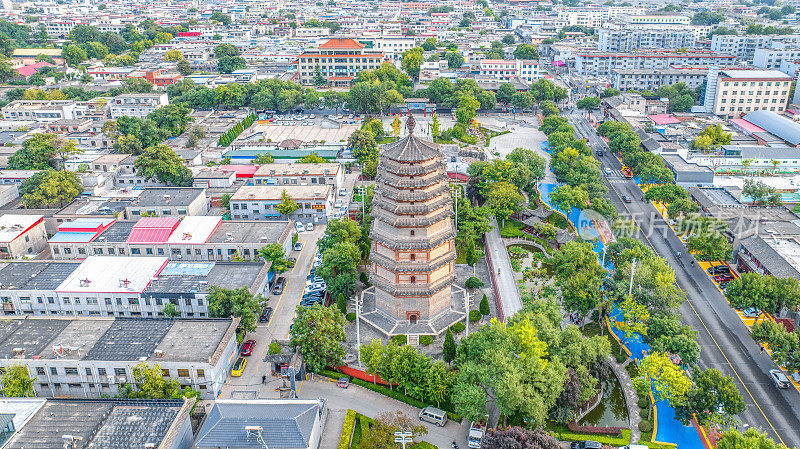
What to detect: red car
<box><xmin>714</xmin><ymin>274</ymin><xmax>734</xmax><ymax>283</ymax></box>
<box><xmin>240</xmin><ymin>339</ymin><xmax>256</xmax><ymax>356</ymax></box>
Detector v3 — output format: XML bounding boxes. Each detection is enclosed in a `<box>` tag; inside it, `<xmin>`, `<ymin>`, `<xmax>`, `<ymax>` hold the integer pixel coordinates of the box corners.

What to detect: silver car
<box><xmin>770</xmin><ymin>369</ymin><xmax>790</xmax><ymax>389</ymax></box>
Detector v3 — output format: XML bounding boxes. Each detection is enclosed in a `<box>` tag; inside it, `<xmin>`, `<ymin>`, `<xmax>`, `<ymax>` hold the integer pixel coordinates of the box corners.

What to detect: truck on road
<box><xmin>468</xmin><ymin>421</ymin><xmax>486</xmax><ymax>448</ymax></box>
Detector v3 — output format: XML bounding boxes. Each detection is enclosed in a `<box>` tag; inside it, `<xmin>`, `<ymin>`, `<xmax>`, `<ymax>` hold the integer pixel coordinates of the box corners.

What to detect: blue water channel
<box><xmin>538</xmin><ymin>181</ymin><xmax>703</xmax><ymax>449</ymax></box>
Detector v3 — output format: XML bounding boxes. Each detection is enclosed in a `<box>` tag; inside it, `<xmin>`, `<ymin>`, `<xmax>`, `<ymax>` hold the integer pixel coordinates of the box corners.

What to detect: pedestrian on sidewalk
<box><xmin>262</xmin><ymin>375</ymin><xmax>266</xmax><ymax>384</ymax></box>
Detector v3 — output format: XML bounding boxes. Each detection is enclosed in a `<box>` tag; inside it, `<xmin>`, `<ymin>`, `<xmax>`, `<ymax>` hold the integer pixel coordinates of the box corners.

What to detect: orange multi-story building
<box><xmin>296</xmin><ymin>38</ymin><xmax>385</xmax><ymax>87</ymax></box>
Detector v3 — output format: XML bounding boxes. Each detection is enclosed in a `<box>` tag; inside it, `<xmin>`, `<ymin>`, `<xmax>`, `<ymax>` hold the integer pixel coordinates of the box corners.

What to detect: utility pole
<box><xmin>601</xmin><ymin>246</ymin><xmax>607</xmax><ymax>268</ymax></box>
<box><xmin>355</xmin><ymin>296</ymin><xmax>362</xmax><ymax>367</ymax></box>
<box><xmin>394</xmin><ymin>432</ymin><xmax>413</xmax><ymax>449</ymax></box>
<box><xmin>465</xmin><ymin>291</ymin><xmax>469</xmax><ymax>337</ymax></box>
<box><xmin>628</xmin><ymin>258</ymin><xmax>637</xmax><ymax>296</ymax></box>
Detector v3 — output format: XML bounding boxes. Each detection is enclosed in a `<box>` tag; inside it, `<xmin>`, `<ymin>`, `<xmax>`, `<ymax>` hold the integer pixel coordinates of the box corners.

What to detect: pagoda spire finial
<box><xmin>406</xmin><ymin>112</ymin><xmax>416</xmax><ymax>136</ymax></box>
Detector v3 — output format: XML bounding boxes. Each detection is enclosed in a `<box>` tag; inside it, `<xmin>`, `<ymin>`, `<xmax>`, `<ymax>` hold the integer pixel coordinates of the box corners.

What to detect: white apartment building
<box><xmin>109</xmin><ymin>93</ymin><xmax>169</xmax><ymax>119</ymax></box>
<box><xmin>704</xmin><ymin>69</ymin><xmax>792</xmax><ymax>118</ymax></box>
<box><xmin>575</xmin><ymin>51</ymin><xmax>736</xmax><ymax>77</ymax></box>
<box><xmin>598</xmin><ymin>28</ymin><xmax>696</xmax><ymax>52</ymax></box>
<box><xmin>611</xmin><ymin>68</ymin><xmax>708</xmax><ymax>90</ymax></box>
<box><xmin>1</xmin><ymin>100</ymin><xmax>90</xmax><ymax>122</ymax></box>
<box><xmin>230</xmin><ymin>185</ymin><xmax>334</xmax><ymax>223</ymax></box>
<box><xmin>625</xmin><ymin>15</ymin><xmax>691</xmax><ymax>26</ymax></box>
<box><xmin>557</xmin><ymin>6</ymin><xmax>644</xmax><ymax>27</ymax></box>
<box><xmin>478</xmin><ymin>59</ymin><xmax>543</xmax><ymax>82</ymax></box>
<box><xmin>711</xmin><ymin>34</ymin><xmax>800</xmax><ymax>60</ymax></box>
<box><xmin>753</xmin><ymin>47</ymin><xmax>800</xmax><ymax>71</ymax></box>
<box><xmin>0</xmin><ymin>316</ymin><xmax>239</xmax><ymax>399</ymax></box>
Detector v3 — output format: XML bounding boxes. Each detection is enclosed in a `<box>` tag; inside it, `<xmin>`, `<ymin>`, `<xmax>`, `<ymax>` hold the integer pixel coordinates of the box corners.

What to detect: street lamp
<box><xmin>394</xmin><ymin>432</ymin><xmax>413</xmax><ymax>449</ymax></box>
<box><xmin>355</xmin><ymin>295</ymin><xmax>363</xmax><ymax>367</ymax></box>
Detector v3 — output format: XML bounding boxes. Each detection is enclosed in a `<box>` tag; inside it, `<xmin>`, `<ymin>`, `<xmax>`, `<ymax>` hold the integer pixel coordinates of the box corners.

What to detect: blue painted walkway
<box><xmin>538</xmin><ymin>180</ymin><xmax>704</xmax><ymax>449</ymax></box>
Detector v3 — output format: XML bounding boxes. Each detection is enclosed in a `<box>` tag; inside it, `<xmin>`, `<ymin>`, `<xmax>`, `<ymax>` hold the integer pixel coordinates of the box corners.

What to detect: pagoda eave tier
<box><xmin>371</xmin><ymin>274</ymin><xmax>456</xmax><ymax>297</ymax></box>
<box><xmin>371</xmin><ymin>206</ymin><xmax>454</xmax><ymax>227</ymax></box>
<box><xmin>371</xmin><ymin>194</ymin><xmax>453</xmax><ymax>215</ymax></box>
<box><xmin>375</xmin><ymin>172</ymin><xmax>450</xmax><ymax>188</ymax></box>
<box><xmin>371</xmin><ymin>251</ymin><xmax>456</xmax><ymax>273</ymax></box>
<box><xmin>370</xmin><ymin>229</ymin><xmax>456</xmax><ymax>249</ymax></box>
<box><xmin>378</xmin><ymin>183</ymin><xmax>451</xmax><ymax>202</ymax></box>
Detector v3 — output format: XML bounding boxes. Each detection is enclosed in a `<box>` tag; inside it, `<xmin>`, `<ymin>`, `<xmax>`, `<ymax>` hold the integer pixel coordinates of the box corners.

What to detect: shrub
<box><xmin>348</xmin><ymin>376</ymin><xmax>463</xmax><ymax>422</ymax></box>
<box><xmin>452</xmin><ymin>322</ymin><xmax>466</xmax><ymax>333</ymax></box>
<box><xmin>469</xmin><ymin>310</ymin><xmax>481</xmax><ymax>322</ymax></box>
<box><xmin>479</xmin><ymin>294</ymin><xmax>490</xmax><ymax>315</ymax></box>
<box><xmin>359</xmin><ymin>271</ymin><xmax>370</xmax><ymax>285</ymax></box>
<box><xmin>268</xmin><ymin>342</ymin><xmax>281</xmax><ymax>355</ymax></box>
<box><xmin>639</xmin><ymin>408</ymin><xmax>649</xmax><ymax>419</ymax></box>
<box><xmin>346</xmin><ymin>312</ymin><xmax>356</xmax><ymax>322</ymax></box>
<box><xmin>465</xmin><ymin>276</ymin><xmax>484</xmax><ymax>289</ymax></box>
<box><xmin>392</xmin><ymin>334</ymin><xmax>407</xmax><ymax>345</ymax></box>
<box><xmin>420</xmin><ymin>335</ymin><xmax>433</xmax><ymax>345</ymax></box>
<box><xmin>565</xmin><ymin>422</ymin><xmax>623</xmax><ymax>436</ymax></box>
<box><xmin>510</xmin><ymin>259</ymin><xmax>521</xmax><ymax>272</ymax></box>
<box><xmin>637</xmin><ymin>397</ymin><xmax>649</xmax><ymax>409</ymax></box>
<box><xmin>615</xmin><ymin>352</ymin><xmax>627</xmax><ymax>363</ymax></box>
<box><xmin>339</xmin><ymin>410</ymin><xmax>357</xmax><ymax>449</ymax></box>
<box><xmin>410</xmin><ymin>443</ymin><xmax>437</xmax><ymax>449</ymax></box>
<box><xmin>638</xmin><ymin>420</ymin><xmax>652</xmax><ymax>433</ymax></box>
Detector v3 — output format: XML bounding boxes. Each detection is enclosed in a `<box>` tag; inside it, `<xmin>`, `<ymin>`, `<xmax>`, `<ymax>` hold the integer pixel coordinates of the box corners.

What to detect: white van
<box><xmin>418</xmin><ymin>406</ymin><xmax>448</xmax><ymax>427</ymax></box>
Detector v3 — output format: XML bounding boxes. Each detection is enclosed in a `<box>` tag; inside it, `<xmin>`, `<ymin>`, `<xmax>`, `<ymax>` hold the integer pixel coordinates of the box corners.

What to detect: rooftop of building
<box><xmin>55</xmin><ymin>256</ymin><xmax>168</xmax><ymax>294</ymax></box>
<box><xmin>1</xmin><ymin>398</ymin><xmax>191</xmax><ymax>449</ymax></box>
<box><xmin>129</xmin><ymin>187</ymin><xmax>206</xmax><ymax>207</ymax></box>
<box><xmin>127</xmin><ymin>217</ymin><xmax>182</xmax><ymax>244</ymax></box>
<box><xmin>318</xmin><ymin>38</ymin><xmax>366</xmax><ymax>50</ymax></box>
<box><xmin>56</xmin><ymin>197</ymin><xmax>134</xmax><ymax>217</ymax></box>
<box><xmin>253</xmin><ymin>163</ymin><xmax>341</xmax><ymax>177</ymax></box>
<box><xmin>0</xmin><ymin>214</ymin><xmax>42</xmax><ymax>243</ymax></box>
<box><xmin>144</xmin><ymin>262</ymin><xmax>267</xmax><ymax>296</ymax></box>
<box><xmin>743</xmin><ymin>110</ymin><xmax>800</xmax><ymax>146</ymax></box>
<box><xmin>231</xmin><ymin>185</ymin><xmax>332</xmax><ymax>201</ymax></box>
<box><xmin>0</xmin><ymin>261</ymin><xmax>81</xmax><ymax>290</ymax></box>
<box><xmin>207</xmin><ymin>220</ymin><xmax>293</xmax><ymax>244</ymax></box>
<box><xmin>0</xmin><ymin>317</ymin><xmax>237</xmax><ymax>363</ymax></box>
<box><xmin>165</xmin><ymin>216</ymin><xmax>222</xmax><ymax>244</ymax></box>
<box><xmin>719</xmin><ymin>69</ymin><xmax>792</xmax><ymax>80</ymax></box>
<box><xmin>194</xmin><ymin>399</ymin><xmax>322</xmax><ymax>449</ymax></box>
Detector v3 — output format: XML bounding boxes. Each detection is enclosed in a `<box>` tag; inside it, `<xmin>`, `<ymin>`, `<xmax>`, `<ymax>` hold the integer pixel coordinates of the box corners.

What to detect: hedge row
<box><xmin>566</xmin><ymin>421</ymin><xmax>623</xmax><ymax>436</ymax></box>
<box><xmin>218</xmin><ymin>112</ymin><xmax>257</xmax><ymax>146</ymax></box>
<box><xmin>338</xmin><ymin>410</ymin><xmax>357</xmax><ymax>449</ymax></box>
<box><xmin>319</xmin><ymin>369</ymin><xmax>462</xmax><ymax>423</ymax></box>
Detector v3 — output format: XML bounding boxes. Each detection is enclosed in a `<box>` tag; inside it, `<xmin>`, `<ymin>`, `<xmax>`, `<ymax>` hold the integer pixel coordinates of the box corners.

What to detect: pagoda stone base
<box><xmin>358</xmin><ymin>285</ymin><xmax>467</xmax><ymax>337</ymax></box>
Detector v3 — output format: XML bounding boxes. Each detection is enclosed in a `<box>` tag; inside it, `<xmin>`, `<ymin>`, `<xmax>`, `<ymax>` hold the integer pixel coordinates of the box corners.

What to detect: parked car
<box><xmin>259</xmin><ymin>307</ymin><xmax>273</xmax><ymax>323</ymax></box>
<box><xmin>337</xmin><ymin>377</ymin><xmax>350</xmax><ymax>388</ymax></box>
<box><xmin>287</xmin><ymin>257</ymin><xmax>296</xmax><ymax>268</ymax></box>
<box><xmin>770</xmin><ymin>369</ymin><xmax>790</xmax><ymax>389</ymax></box>
<box><xmin>306</xmin><ymin>223</ymin><xmax>314</xmax><ymax>232</ymax></box>
<box><xmin>295</xmin><ymin>222</ymin><xmax>304</xmax><ymax>233</ymax></box>
<box><xmin>707</xmin><ymin>265</ymin><xmax>731</xmax><ymax>275</ymax></box>
<box><xmin>621</xmin><ymin>195</ymin><xmax>632</xmax><ymax>203</ymax></box>
<box><xmin>743</xmin><ymin>307</ymin><xmax>761</xmax><ymax>318</ymax></box>
<box><xmin>718</xmin><ymin>281</ymin><xmax>728</xmax><ymax>290</ymax></box>
<box><xmin>294</xmin><ymin>242</ymin><xmax>304</xmax><ymax>252</ymax></box>
<box><xmin>714</xmin><ymin>274</ymin><xmax>734</xmax><ymax>282</ymax></box>
<box><xmin>240</xmin><ymin>339</ymin><xmax>256</xmax><ymax>356</ymax></box>
<box><xmin>271</xmin><ymin>277</ymin><xmax>286</xmax><ymax>295</ymax></box>
<box><xmin>335</xmin><ymin>200</ymin><xmax>343</xmax><ymax>208</ymax></box>
<box><xmin>595</xmin><ymin>150</ymin><xmax>604</xmax><ymax>157</ymax></box>
<box><xmin>231</xmin><ymin>357</ymin><xmax>247</xmax><ymax>376</ymax></box>
<box><xmin>570</xmin><ymin>442</ymin><xmax>602</xmax><ymax>449</ymax></box>
<box><xmin>339</xmin><ymin>188</ymin><xmax>347</xmax><ymax>197</ymax></box>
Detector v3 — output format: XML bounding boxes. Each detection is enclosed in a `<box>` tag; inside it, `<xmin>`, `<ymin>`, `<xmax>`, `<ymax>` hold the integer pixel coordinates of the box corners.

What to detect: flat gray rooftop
<box><xmin>208</xmin><ymin>220</ymin><xmax>292</xmax><ymax>244</ymax></box>
<box><xmin>3</xmin><ymin>399</ymin><xmax>184</xmax><ymax>449</ymax></box>
<box><xmin>130</xmin><ymin>187</ymin><xmax>205</xmax><ymax>207</ymax></box>
<box><xmin>0</xmin><ymin>262</ymin><xmax>80</xmax><ymax>290</ymax></box>
<box><xmin>143</xmin><ymin>262</ymin><xmax>266</xmax><ymax>295</ymax></box>
<box><xmin>0</xmin><ymin>319</ymin><xmax>71</xmax><ymax>359</ymax></box>
<box><xmin>86</xmin><ymin>319</ymin><xmax>174</xmax><ymax>361</ymax></box>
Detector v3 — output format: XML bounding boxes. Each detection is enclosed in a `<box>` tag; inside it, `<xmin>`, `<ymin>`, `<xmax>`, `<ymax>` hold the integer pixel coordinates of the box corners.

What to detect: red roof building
<box><xmin>296</xmin><ymin>38</ymin><xmax>385</xmax><ymax>87</ymax></box>
<box><xmin>126</xmin><ymin>217</ymin><xmax>181</xmax><ymax>244</ymax></box>
<box><xmin>16</xmin><ymin>61</ymin><xmax>55</xmax><ymax>78</ymax></box>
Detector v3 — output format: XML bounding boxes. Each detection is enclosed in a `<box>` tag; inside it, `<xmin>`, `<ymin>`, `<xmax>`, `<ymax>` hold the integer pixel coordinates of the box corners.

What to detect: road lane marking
<box><xmin>604</xmin><ymin>175</ymin><xmax>787</xmax><ymax>447</ymax></box>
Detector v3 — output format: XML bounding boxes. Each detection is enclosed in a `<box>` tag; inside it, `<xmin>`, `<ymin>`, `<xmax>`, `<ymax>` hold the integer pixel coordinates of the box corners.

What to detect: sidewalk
<box><xmin>484</xmin><ymin>217</ymin><xmax>523</xmax><ymax>319</ymax></box>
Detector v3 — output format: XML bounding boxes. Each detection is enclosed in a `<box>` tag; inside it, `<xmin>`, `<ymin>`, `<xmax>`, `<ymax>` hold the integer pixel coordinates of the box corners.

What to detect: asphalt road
<box><xmin>565</xmin><ymin>111</ymin><xmax>800</xmax><ymax>448</ymax></box>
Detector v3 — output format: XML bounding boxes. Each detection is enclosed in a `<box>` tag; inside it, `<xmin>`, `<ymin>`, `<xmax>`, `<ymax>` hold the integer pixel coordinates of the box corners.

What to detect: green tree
<box><xmin>684</xmin><ymin>216</ymin><xmax>732</xmax><ymax>261</ymax></box>
<box><xmin>148</xmin><ymin>103</ymin><xmax>192</xmax><ymax>137</ymax></box>
<box><xmin>249</xmin><ymin>153</ymin><xmax>273</xmax><ymax>164</ymax></box>
<box><xmin>218</xmin><ymin>55</ymin><xmax>247</xmax><ymax>74</ymax></box>
<box><xmin>318</xmin><ymin>242</ymin><xmax>361</xmax><ymax>299</ymax></box>
<box><xmin>717</xmin><ymin>429</ymin><xmax>789</xmax><ymax>449</ymax></box>
<box><xmin>444</xmin><ymin>51</ymin><xmax>465</xmax><ymax>69</ymax></box>
<box><xmin>457</xmin><ymin>94</ymin><xmax>480</xmax><ymax>125</ymax></box>
<box><xmin>276</xmin><ymin>189</ymin><xmax>299</xmax><ymax>216</ymax></box>
<box><xmin>443</xmin><ymin>328</ymin><xmax>457</xmax><ymax>363</ymax></box>
<box><xmin>164</xmin><ymin>49</ymin><xmax>183</xmax><ymax>61</ymax></box>
<box><xmin>639</xmin><ymin>352</ymin><xmax>693</xmax><ymax>406</ymax></box>
<box><xmin>497</xmin><ymin>83</ymin><xmax>517</xmax><ymax>105</ymax></box>
<box><xmin>502</xmin><ymin>34</ymin><xmax>515</xmax><ymax>45</ymax></box>
<box><xmin>513</xmin><ymin>44</ymin><xmax>539</xmax><ymax>60</ymax></box>
<box><xmin>431</xmin><ymin>113</ymin><xmax>441</xmax><ymax>137</ymax></box>
<box><xmin>114</xmin><ymin>134</ymin><xmax>144</xmax><ymax>155</ymax></box>
<box><xmin>20</xmin><ymin>170</ymin><xmax>82</xmax><ymax>208</ymax></box>
<box><xmin>742</xmin><ymin>179</ymin><xmax>781</xmax><ymax>206</ymax></box>
<box><xmin>551</xmin><ymin>184</ymin><xmax>589</xmax><ymax>210</ymax></box>
<box><xmin>0</xmin><ymin>365</ymin><xmax>34</xmax><ymax>397</ymax></box>
<box><xmin>550</xmin><ymin>241</ymin><xmax>606</xmax><ymax>317</ymax></box>
<box><xmin>207</xmin><ymin>286</ymin><xmax>264</xmax><ymax>332</ymax></box>
<box><xmin>337</xmin><ymin>293</ymin><xmax>347</xmax><ymax>314</ymax></box>
<box><xmin>289</xmin><ymin>303</ymin><xmax>347</xmax><ymax>372</ymax></box>
<box><xmin>401</xmin><ymin>47</ymin><xmax>423</xmax><ymax>79</ymax></box>
<box><xmin>296</xmin><ymin>153</ymin><xmax>326</xmax><ymax>163</ymax></box>
<box><xmin>177</xmin><ymin>58</ymin><xmax>193</xmax><ymax>76</ymax></box>
<box><xmin>9</xmin><ymin>133</ymin><xmax>82</xmax><ymax>169</ymax></box>
<box><xmin>421</xmin><ymin>37</ymin><xmax>437</xmax><ymax>51</ymax></box>
<box><xmin>119</xmin><ymin>362</ymin><xmax>199</xmax><ymax>399</ymax></box>
<box><xmin>134</xmin><ymin>144</ymin><xmax>194</xmax><ymax>186</ymax></box>
<box><xmin>258</xmin><ymin>242</ymin><xmax>289</xmax><ymax>273</ymax></box>
<box><xmin>210</xmin><ymin>11</ymin><xmax>232</xmax><ymax>25</ymax></box>
<box><xmin>484</xmin><ymin>181</ymin><xmax>524</xmax><ymax>226</ymax></box>
<box><xmin>479</xmin><ymin>294</ymin><xmax>490</xmax><ymax>315</ymax></box>
<box><xmin>675</xmin><ymin>368</ymin><xmax>745</xmax><ymax>427</ymax></box>
<box><xmin>162</xmin><ymin>302</ymin><xmax>180</xmax><ymax>317</ymax></box>
<box><xmin>576</xmin><ymin>96</ymin><xmax>600</xmax><ymax>111</ymax></box>
<box><xmin>61</xmin><ymin>44</ymin><xmax>87</xmax><ymax>66</ymax></box>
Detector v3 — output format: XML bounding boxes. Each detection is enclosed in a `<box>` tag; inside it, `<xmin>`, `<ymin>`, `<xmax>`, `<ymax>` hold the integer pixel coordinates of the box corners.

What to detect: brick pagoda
<box><xmin>359</xmin><ymin>114</ymin><xmax>466</xmax><ymax>338</ymax></box>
